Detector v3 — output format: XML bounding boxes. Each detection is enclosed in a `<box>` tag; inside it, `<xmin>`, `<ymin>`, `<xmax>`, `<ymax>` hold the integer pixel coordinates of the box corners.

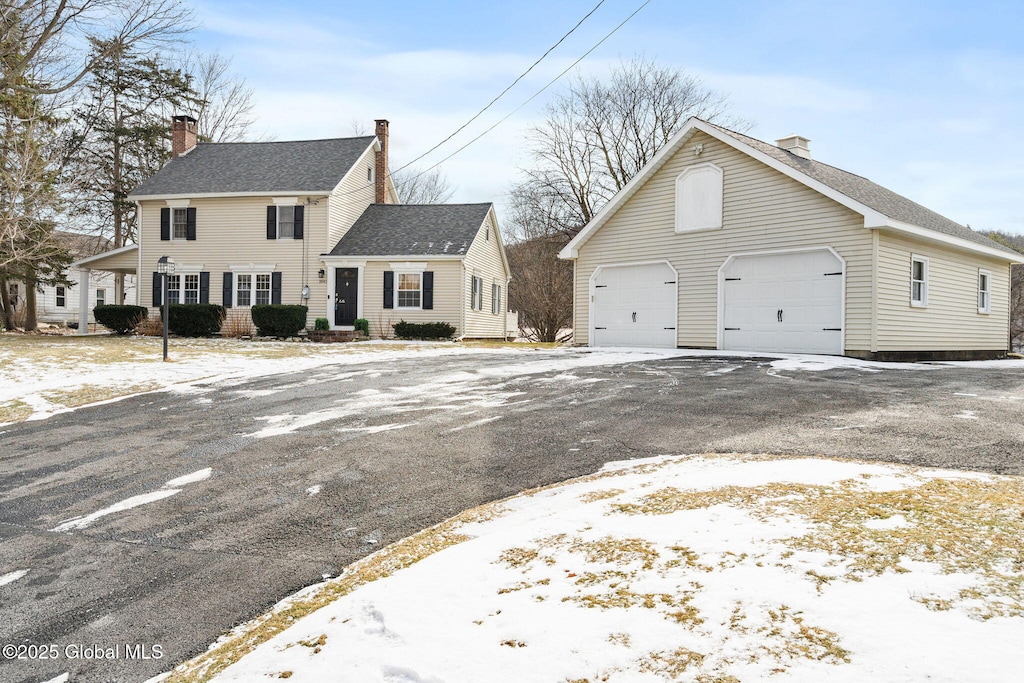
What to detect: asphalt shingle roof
<box><xmin>328</xmin><ymin>203</ymin><xmax>492</xmax><ymax>257</ymax></box>
<box><xmin>130</xmin><ymin>136</ymin><xmax>376</xmax><ymax>197</ymax></box>
<box><xmin>703</xmin><ymin>121</ymin><xmax>1018</xmax><ymax>257</ymax></box>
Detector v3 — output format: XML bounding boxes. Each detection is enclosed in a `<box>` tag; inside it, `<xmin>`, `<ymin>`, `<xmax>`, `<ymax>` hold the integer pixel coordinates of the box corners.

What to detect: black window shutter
<box><xmin>199</xmin><ymin>271</ymin><xmax>210</xmax><ymax>303</ymax></box>
<box><xmin>383</xmin><ymin>271</ymin><xmax>394</xmax><ymax>309</ymax></box>
<box><xmin>186</xmin><ymin>207</ymin><xmax>197</xmax><ymax>240</ymax></box>
<box><xmin>160</xmin><ymin>208</ymin><xmax>170</xmax><ymax>241</ymax></box>
<box><xmin>271</xmin><ymin>272</ymin><xmax>282</xmax><ymax>304</ymax></box>
<box><xmin>267</xmin><ymin>206</ymin><xmax>277</xmax><ymax>240</ymax></box>
<box><xmin>222</xmin><ymin>272</ymin><xmax>233</xmax><ymax>308</ymax></box>
<box><xmin>152</xmin><ymin>272</ymin><xmax>162</xmax><ymax>306</ymax></box>
<box><xmin>422</xmin><ymin>271</ymin><xmax>433</xmax><ymax>310</ymax></box>
<box><xmin>293</xmin><ymin>205</ymin><xmax>304</xmax><ymax>240</ymax></box>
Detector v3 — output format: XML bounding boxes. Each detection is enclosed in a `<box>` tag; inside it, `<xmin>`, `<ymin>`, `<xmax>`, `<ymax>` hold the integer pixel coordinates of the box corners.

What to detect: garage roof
<box><xmin>561</xmin><ymin>118</ymin><xmax>1023</xmax><ymax>263</ymax></box>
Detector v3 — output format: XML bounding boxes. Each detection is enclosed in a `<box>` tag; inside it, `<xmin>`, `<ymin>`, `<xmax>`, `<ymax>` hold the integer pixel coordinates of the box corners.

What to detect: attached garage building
<box><xmin>561</xmin><ymin>118</ymin><xmax>1023</xmax><ymax>360</ymax></box>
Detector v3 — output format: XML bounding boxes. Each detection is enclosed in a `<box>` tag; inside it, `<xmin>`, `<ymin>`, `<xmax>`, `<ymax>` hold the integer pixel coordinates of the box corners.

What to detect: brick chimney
<box><xmin>775</xmin><ymin>134</ymin><xmax>811</xmax><ymax>159</ymax></box>
<box><xmin>374</xmin><ymin>119</ymin><xmax>389</xmax><ymax>204</ymax></box>
<box><xmin>171</xmin><ymin>115</ymin><xmax>198</xmax><ymax>158</ymax></box>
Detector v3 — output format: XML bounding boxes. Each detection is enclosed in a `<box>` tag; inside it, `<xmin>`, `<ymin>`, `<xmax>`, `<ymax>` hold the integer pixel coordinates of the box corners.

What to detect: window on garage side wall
<box><xmin>978</xmin><ymin>269</ymin><xmax>991</xmax><ymax>313</ymax></box>
<box><xmin>910</xmin><ymin>255</ymin><xmax>928</xmax><ymax>307</ymax></box>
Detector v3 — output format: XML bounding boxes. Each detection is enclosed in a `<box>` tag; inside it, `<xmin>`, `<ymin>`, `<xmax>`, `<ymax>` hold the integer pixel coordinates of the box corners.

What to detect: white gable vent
<box><xmin>775</xmin><ymin>134</ymin><xmax>811</xmax><ymax>159</ymax></box>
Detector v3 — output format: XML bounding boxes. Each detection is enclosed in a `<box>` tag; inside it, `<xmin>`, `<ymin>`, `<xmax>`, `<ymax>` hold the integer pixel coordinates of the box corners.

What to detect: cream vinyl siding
<box><xmin>574</xmin><ymin>130</ymin><xmax>873</xmax><ymax>350</ymax></box>
<box><xmin>875</xmin><ymin>232</ymin><xmax>1009</xmax><ymax>351</ymax></box>
<box><xmin>139</xmin><ymin>196</ymin><xmax>331</xmax><ymax>325</ymax></box>
<box><xmin>327</xmin><ymin>145</ymin><xmax>378</xmax><ymax>251</ymax></box>
<box><xmin>361</xmin><ymin>260</ymin><xmax>462</xmax><ymax>337</ymax></box>
<box><xmin>462</xmin><ymin>212</ymin><xmax>508</xmax><ymax>338</ymax></box>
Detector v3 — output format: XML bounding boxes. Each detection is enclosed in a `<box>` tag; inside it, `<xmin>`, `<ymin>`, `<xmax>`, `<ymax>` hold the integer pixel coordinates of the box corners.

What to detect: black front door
<box><xmin>334</xmin><ymin>268</ymin><xmax>358</xmax><ymax>326</ymax></box>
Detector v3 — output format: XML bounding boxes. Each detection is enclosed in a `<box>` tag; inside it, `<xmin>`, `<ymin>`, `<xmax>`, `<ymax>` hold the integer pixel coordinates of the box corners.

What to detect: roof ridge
<box><xmin>193</xmin><ymin>135</ymin><xmax>376</xmax><ymax>147</ymax></box>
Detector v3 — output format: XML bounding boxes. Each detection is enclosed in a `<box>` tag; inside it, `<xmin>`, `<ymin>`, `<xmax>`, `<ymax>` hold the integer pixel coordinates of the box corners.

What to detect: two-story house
<box><xmin>74</xmin><ymin>117</ymin><xmax>512</xmax><ymax>339</ymax></box>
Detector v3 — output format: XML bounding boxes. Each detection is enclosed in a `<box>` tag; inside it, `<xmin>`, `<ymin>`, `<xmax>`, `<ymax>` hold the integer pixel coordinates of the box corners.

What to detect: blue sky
<box><xmin>189</xmin><ymin>0</ymin><xmax>1024</xmax><ymax>235</ymax></box>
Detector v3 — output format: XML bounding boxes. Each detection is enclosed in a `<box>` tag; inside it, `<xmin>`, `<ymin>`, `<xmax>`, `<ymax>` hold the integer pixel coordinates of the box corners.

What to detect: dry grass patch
<box><xmin>0</xmin><ymin>399</ymin><xmax>32</xmax><ymax>424</ymax></box>
<box><xmin>42</xmin><ymin>382</ymin><xmax>159</xmax><ymax>408</ymax></box>
<box><xmin>613</xmin><ymin>471</ymin><xmax>1024</xmax><ymax>619</ymax></box>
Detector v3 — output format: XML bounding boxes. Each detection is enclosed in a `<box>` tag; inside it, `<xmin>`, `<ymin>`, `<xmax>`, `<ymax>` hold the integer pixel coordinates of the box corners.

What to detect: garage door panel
<box><xmin>592</xmin><ymin>263</ymin><xmax>677</xmax><ymax>348</ymax></box>
<box><xmin>722</xmin><ymin>249</ymin><xmax>843</xmax><ymax>355</ymax></box>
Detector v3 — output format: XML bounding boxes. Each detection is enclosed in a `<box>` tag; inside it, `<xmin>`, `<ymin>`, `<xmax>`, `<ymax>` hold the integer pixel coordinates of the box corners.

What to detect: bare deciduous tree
<box><xmin>391</xmin><ymin>167</ymin><xmax>455</xmax><ymax>204</ymax></box>
<box><xmin>507</xmin><ymin>57</ymin><xmax>748</xmax><ymax>341</ymax></box>
<box><xmin>518</xmin><ymin>56</ymin><xmax>750</xmax><ymax>238</ymax></box>
<box><xmin>177</xmin><ymin>50</ymin><xmax>258</xmax><ymax>142</ymax></box>
<box><xmin>984</xmin><ymin>230</ymin><xmax>1024</xmax><ymax>352</ymax></box>
<box><xmin>1</xmin><ymin>0</ymin><xmax>193</xmax><ymax>96</ymax></box>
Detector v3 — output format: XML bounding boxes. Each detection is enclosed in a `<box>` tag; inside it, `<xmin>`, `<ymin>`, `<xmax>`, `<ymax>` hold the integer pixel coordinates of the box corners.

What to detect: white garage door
<box><xmin>592</xmin><ymin>263</ymin><xmax>677</xmax><ymax>348</ymax></box>
<box><xmin>722</xmin><ymin>249</ymin><xmax>843</xmax><ymax>355</ymax></box>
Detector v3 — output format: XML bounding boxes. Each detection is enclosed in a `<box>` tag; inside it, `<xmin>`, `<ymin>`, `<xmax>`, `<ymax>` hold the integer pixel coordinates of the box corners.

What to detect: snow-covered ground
<box><xmin>156</xmin><ymin>453</ymin><xmax>1024</xmax><ymax>683</ymax></box>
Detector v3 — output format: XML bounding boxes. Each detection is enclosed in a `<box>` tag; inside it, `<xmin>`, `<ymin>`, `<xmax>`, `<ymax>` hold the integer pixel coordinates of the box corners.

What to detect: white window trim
<box><xmin>491</xmin><ymin>281</ymin><xmax>501</xmax><ymax>315</ymax></box>
<box><xmin>910</xmin><ymin>254</ymin><xmax>929</xmax><ymax>307</ymax></box>
<box><xmin>471</xmin><ymin>274</ymin><xmax>484</xmax><ymax>311</ymax></box>
<box><xmin>388</xmin><ymin>261</ymin><xmax>427</xmax><ymax>273</ymax></box>
<box><xmin>233</xmin><ymin>271</ymin><xmax>273</xmax><ymax>308</ymax></box>
<box><xmin>95</xmin><ymin>288</ymin><xmax>106</xmax><ymax>307</ymax></box>
<box><xmin>170</xmin><ymin>206</ymin><xmax>189</xmax><ymax>241</ymax></box>
<box><xmin>978</xmin><ymin>269</ymin><xmax>992</xmax><ymax>314</ymax></box>
<box><xmin>56</xmin><ymin>286</ymin><xmax>66</xmax><ymax>307</ymax></box>
<box><xmin>675</xmin><ymin>162</ymin><xmax>724</xmax><ymax>234</ymax></box>
<box><xmin>165</xmin><ymin>199</ymin><xmax>190</xmax><ymax>208</ymax></box>
<box><xmin>394</xmin><ymin>271</ymin><xmax>423</xmax><ymax>310</ymax></box>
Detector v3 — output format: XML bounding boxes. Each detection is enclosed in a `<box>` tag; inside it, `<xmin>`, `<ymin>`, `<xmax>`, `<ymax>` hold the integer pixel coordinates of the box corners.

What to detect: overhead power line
<box><xmin>399</xmin><ymin>0</ymin><xmax>653</xmax><ymax>185</ymax></box>
<box><xmin>390</xmin><ymin>0</ymin><xmax>608</xmax><ymax>178</ymax></box>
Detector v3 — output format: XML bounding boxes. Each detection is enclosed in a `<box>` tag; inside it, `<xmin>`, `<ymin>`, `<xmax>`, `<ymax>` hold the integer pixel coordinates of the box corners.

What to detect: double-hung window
<box><xmin>276</xmin><ymin>206</ymin><xmax>294</xmax><ymax>239</ymax></box>
<box><xmin>56</xmin><ymin>286</ymin><xmax>66</xmax><ymax>307</ymax></box>
<box><xmin>255</xmin><ymin>274</ymin><xmax>271</xmax><ymax>305</ymax></box>
<box><xmin>165</xmin><ymin>274</ymin><xmax>200</xmax><ymax>304</ymax></box>
<box><xmin>167</xmin><ymin>275</ymin><xmax>181</xmax><ymax>304</ymax></box>
<box><xmin>397</xmin><ymin>273</ymin><xmax>421</xmax><ymax>308</ymax></box>
<box><xmin>172</xmin><ymin>208</ymin><xmax>188</xmax><ymax>240</ymax></box>
<box><xmin>910</xmin><ymin>255</ymin><xmax>928</xmax><ymax>307</ymax></box>
<box><xmin>978</xmin><ymin>270</ymin><xmax>991</xmax><ymax>313</ymax></box>
<box><xmin>232</xmin><ymin>272</ymin><xmax>271</xmax><ymax>307</ymax></box>
<box><xmin>491</xmin><ymin>283</ymin><xmax>501</xmax><ymax>315</ymax></box>
<box><xmin>471</xmin><ymin>275</ymin><xmax>483</xmax><ymax>311</ymax></box>
<box><xmin>236</xmin><ymin>274</ymin><xmax>252</xmax><ymax>307</ymax></box>
<box><xmin>96</xmin><ymin>288</ymin><xmax>106</xmax><ymax>307</ymax></box>
<box><xmin>183</xmin><ymin>274</ymin><xmax>199</xmax><ymax>304</ymax></box>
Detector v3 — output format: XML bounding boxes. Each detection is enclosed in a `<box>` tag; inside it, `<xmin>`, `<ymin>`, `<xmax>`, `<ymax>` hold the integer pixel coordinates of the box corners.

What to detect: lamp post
<box><xmin>157</xmin><ymin>256</ymin><xmax>175</xmax><ymax>361</ymax></box>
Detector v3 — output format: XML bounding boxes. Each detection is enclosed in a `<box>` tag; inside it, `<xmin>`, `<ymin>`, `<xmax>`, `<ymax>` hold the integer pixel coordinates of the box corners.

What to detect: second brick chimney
<box><xmin>171</xmin><ymin>115</ymin><xmax>198</xmax><ymax>158</ymax></box>
<box><xmin>374</xmin><ymin>119</ymin><xmax>389</xmax><ymax>204</ymax></box>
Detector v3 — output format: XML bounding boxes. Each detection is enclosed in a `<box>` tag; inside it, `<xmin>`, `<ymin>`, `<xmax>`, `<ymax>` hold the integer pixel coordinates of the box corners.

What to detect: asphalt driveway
<box><xmin>1</xmin><ymin>350</ymin><xmax>1023</xmax><ymax>682</ymax></box>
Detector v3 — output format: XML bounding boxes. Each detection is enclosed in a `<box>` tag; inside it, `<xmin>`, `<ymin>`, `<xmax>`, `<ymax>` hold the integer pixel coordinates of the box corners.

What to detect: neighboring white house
<box><xmin>37</xmin><ymin>269</ymin><xmax>136</xmax><ymax>326</ymax></box>
<box><xmin>560</xmin><ymin>118</ymin><xmax>1023</xmax><ymax>361</ymax></box>
<box><xmin>77</xmin><ymin>117</ymin><xmax>513</xmax><ymax>338</ymax></box>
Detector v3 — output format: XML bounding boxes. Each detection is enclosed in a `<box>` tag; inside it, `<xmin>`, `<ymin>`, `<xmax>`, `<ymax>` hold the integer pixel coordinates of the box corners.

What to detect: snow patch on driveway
<box><xmin>0</xmin><ymin>569</ymin><xmax>29</xmax><ymax>587</ymax></box>
<box><xmin>51</xmin><ymin>468</ymin><xmax>212</xmax><ymax>533</ymax></box>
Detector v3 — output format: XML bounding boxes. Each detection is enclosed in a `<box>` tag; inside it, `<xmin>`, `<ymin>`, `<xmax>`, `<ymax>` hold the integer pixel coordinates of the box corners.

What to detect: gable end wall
<box><xmin>574</xmin><ymin>130</ymin><xmax>874</xmax><ymax>349</ymax></box>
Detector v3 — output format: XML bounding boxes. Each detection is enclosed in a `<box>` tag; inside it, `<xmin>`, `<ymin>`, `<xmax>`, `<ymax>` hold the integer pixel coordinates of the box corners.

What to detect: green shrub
<box><xmin>161</xmin><ymin>304</ymin><xmax>225</xmax><ymax>337</ymax></box>
<box><xmin>314</xmin><ymin>317</ymin><xmax>329</xmax><ymax>331</ymax></box>
<box><xmin>93</xmin><ymin>305</ymin><xmax>148</xmax><ymax>335</ymax></box>
<box><xmin>392</xmin><ymin>320</ymin><xmax>456</xmax><ymax>340</ymax></box>
<box><xmin>354</xmin><ymin>318</ymin><xmax>369</xmax><ymax>336</ymax></box>
<box><xmin>250</xmin><ymin>304</ymin><xmax>308</xmax><ymax>337</ymax></box>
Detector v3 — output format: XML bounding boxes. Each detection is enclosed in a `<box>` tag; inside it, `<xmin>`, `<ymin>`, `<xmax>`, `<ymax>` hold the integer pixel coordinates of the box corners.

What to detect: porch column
<box><xmin>77</xmin><ymin>268</ymin><xmax>91</xmax><ymax>334</ymax></box>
